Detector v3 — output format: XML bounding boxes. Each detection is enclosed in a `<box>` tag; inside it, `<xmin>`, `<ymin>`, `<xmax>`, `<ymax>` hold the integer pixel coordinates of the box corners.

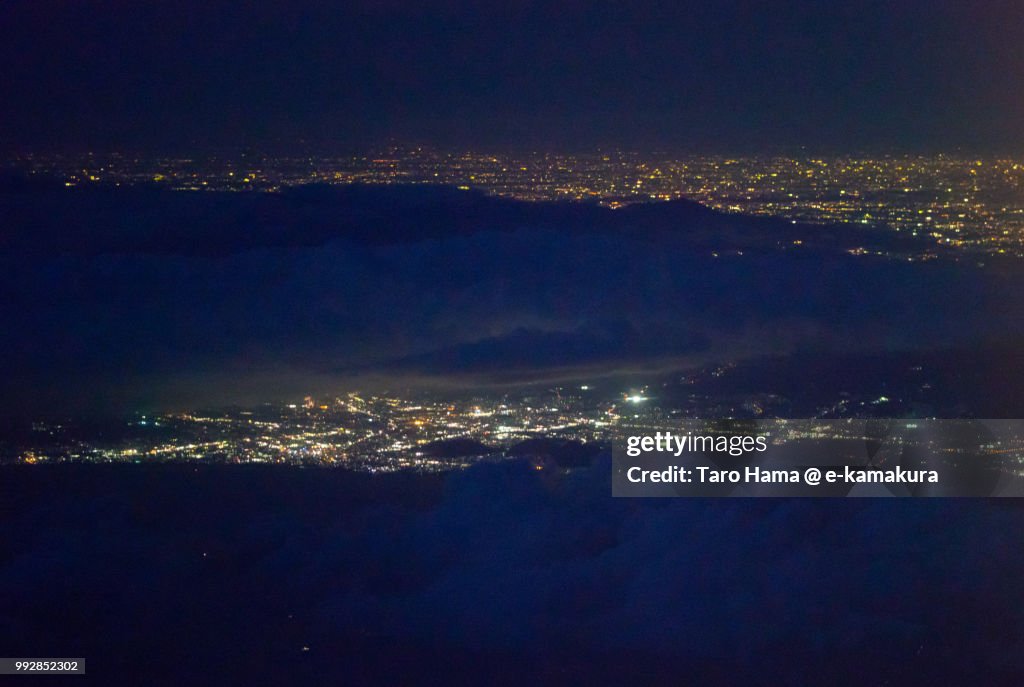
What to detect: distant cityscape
<box><xmin>9</xmin><ymin>358</ymin><xmax>1024</xmax><ymax>473</ymax></box>
<box><xmin>9</xmin><ymin>148</ymin><xmax>1024</xmax><ymax>254</ymax></box>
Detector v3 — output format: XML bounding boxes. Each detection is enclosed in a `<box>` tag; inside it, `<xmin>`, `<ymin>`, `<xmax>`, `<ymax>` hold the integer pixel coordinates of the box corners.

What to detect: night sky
<box><xmin>3</xmin><ymin>0</ymin><xmax>1024</xmax><ymax>154</ymax></box>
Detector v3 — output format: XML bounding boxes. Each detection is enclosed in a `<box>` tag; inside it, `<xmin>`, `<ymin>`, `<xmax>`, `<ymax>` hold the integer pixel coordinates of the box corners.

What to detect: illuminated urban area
<box><xmin>10</xmin><ymin>148</ymin><xmax>1024</xmax><ymax>253</ymax></box>
<box><xmin>9</xmin><ymin>362</ymin><xmax>1024</xmax><ymax>474</ymax></box>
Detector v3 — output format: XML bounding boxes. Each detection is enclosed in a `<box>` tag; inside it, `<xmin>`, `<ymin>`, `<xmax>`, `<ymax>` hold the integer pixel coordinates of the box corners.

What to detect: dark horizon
<box><xmin>10</xmin><ymin>143</ymin><xmax>1024</xmax><ymax>160</ymax></box>
<box><xmin>3</xmin><ymin>0</ymin><xmax>1024</xmax><ymax>156</ymax></box>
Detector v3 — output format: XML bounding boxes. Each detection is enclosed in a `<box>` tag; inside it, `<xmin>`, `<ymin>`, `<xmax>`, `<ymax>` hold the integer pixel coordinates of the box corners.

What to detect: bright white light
<box><xmin>627</xmin><ymin>395</ymin><xmax>647</xmax><ymax>403</ymax></box>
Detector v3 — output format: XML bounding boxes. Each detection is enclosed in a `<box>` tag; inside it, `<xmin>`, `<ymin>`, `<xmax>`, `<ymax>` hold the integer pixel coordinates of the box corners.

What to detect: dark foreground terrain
<box><xmin>2</xmin><ymin>461</ymin><xmax>1023</xmax><ymax>685</ymax></box>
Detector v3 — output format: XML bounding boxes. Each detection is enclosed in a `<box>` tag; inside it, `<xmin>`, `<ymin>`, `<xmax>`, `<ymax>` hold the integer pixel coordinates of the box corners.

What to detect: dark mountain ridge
<box><xmin>0</xmin><ymin>182</ymin><xmax>934</xmax><ymax>258</ymax></box>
